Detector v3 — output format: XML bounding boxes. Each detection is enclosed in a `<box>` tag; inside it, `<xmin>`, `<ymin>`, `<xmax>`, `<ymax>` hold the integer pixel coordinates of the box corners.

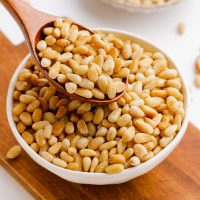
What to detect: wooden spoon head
<box><xmin>32</xmin><ymin>19</ymin><xmax>128</xmax><ymax>105</ymax></box>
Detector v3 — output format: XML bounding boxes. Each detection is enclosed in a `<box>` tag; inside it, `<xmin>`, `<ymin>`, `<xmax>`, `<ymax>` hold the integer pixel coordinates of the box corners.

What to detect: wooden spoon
<box><xmin>1</xmin><ymin>0</ymin><xmax>128</xmax><ymax>105</ymax></box>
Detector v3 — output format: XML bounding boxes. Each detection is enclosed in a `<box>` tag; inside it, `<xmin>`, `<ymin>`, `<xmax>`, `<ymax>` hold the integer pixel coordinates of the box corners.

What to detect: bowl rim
<box><xmin>100</xmin><ymin>0</ymin><xmax>186</xmax><ymax>13</ymax></box>
<box><xmin>6</xmin><ymin>28</ymin><xmax>191</xmax><ymax>179</ymax></box>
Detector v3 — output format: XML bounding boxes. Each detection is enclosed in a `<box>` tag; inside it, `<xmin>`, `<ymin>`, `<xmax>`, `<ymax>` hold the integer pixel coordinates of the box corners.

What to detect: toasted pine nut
<box><xmin>117</xmin><ymin>114</ymin><xmax>131</xmax><ymax>127</ymax></box>
<box><xmin>109</xmin><ymin>154</ymin><xmax>126</xmax><ymax>164</ymax></box>
<box><xmin>30</xmin><ymin>143</ymin><xmax>39</xmax><ymax>153</ymax></box>
<box><xmin>106</xmin><ymin>127</ymin><xmax>117</xmax><ymax>141</ymax></box>
<box><xmin>159</xmin><ymin>69</ymin><xmax>178</xmax><ymax>79</ymax></box>
<box><xmin>99</xmin><ymin>141</ymin><xmax>117</xmax><ymax>151</ymax></box>
<box><xmin>122</xmin><ymin>126</ymin><xmax>135</xmax><ymax>143</ymax></box>
<box><xmin>96</xmin><ymin>127</ymin><xmax>107</xmax><ymax>137</ymax></box>
<box><xmin>64</xmin><ymin>122</ymin><xmax>74</xmax><ymax>135</ymax></box>
<box><xmin>90</xmin><ymin>157</ymin><xmax>99</xmax><ymax>172</ymax></box>
<box><xmin>153</xmin><ymin>146</ymin><xmax>162</xmax><ymax>155</ymax></box>
<box><xmin>52</xmin><ymin>121</ymin><xmax>65</xmax><ymax>136</ymax></box>
<box><xmin>134</xmin><ymin>119</ymin><xmax>153</xmax><ymax>134</ymax></box>
<box><xmin>36</xmin><ymin>129</ymin><xmax>46</xmax><ymax>147</ymax></box>
<box><xmin>40</xmin><ymin>151</ymin><xmax>53</xmax><ymax>162</ymax></box>
<box><xmin>95</xmin><ymin>161</ymin><xmax>108</xmax><ymax>173</ymax></box>
<box><xmin>48</xmin><ymin>142</ymin><xmax>62</xmax><ymax>155</ymax></box>
<box><xmin>60</xmin><ymin>151</ymin><xmax>74</xmax><ymax>163</ymax></box>
<box><xmin>117</xmin><ymin>139</ymin><xmax>127</xmax><ymax>154</ymax></box>
<box><xmin>166</xmin><ymin>87</ymin><xmax>183</xmax><ymax>101</ymax></box>
<box><xmin>79</xmin><ymin>78</ymin><xmax>94</xmax><ymax>90</ymax></box>
<box><xmin>130</xmin><ymin>156</ymin><xmax>140</xmax><ymax>167</ymax></box>
<box><xmin>93</xmin><ymin>107</ymin><xmax>104</xmax><ymax>124</ymax></box>
<box><xmin>13</xmin><ymin>103</ymin><xmax>26</xmax><ymax>115</ymax></box>
<box><xmin>108</xmin><ymin>108</ymin><xmax>121</xmax><ymax>123</ymax></box>
<box><xmin>123</xmin><ymin>148</ymin><xmax>134</xmax><ymax>160</ymax></box>
<box><xmin>6</xmin><ymin>145</ymin><xmax>21</xmax><ymax>159</ymax></box>
<box><xmin>22</xmin><ymin>131</ymin><xmax>34</xmax><ymax>145</ymax></box>
<box><xmin>92</xmin><ymin>88</ymin><xmax>105</xmax><ymax>99</ymax></box>
<box><xmin>159</xmin><ymin>136</ymin><xmax>174</xmax><ymax>148</ymax></box>
<box><xmin>75</xmin><ymin>88</ymin><xmax>93</xmax><ymax>98</ymax></box>
<box><xmin>88</xmin><ymin>137</ymin><xmax>105</xmax><ymax>150</ymax></box>
<box><xmin>134</xmin><ymin>144</ymin><xmax>147</xmax><ymax>159</ymax></box>
<box><xmin>105</xmin><ymin>164</ymin><xmax>124</xmax><ymax>174</ymax></box>
<box><xmin>122</xmin><ymin>43</ymin><xmax>132</xmax><ymax>59</ymax></box>
<box><xmin>163</xmin><ymin>125</ymin><xmax>177</xmax><ymax>137</ymax></box>
<box><xmin>107</xmin><ymin>81</ymin><xmax>117</xmax><ymax>99</ymax></box>
<box><xmin>166</xmin><ymin>96</ymin><xmax>179</xmax><ymax>113</ymax></box>
<box><xmin>53</xmin><ymin>158</ymin><xmax>67</xmax><ymax>168</ymax></box>
<box><xmin>76</xmin><ymin>137</ymin><xmax>89</xmax><ymax>149</ymax></box>
<box><xmin>83</xmin><ymin>157</ymin><xmax>92</xmax><ymax>172</ymax></box>
<box><xmin>80</xmin><ymin>149</ymin><xmax>97</xmax><ymax>157</ymax></box>
<box><xmin>99</xmin><ymin>150</ymin><xmax>109</xmax><ymax>163</ymax></box>
<box><xmin>77</xmin><ymin>119</ymin><xmax>89</xmax><ymax>136</ymax></box>
<box><xmin>134</xmin><ymin>133</ymin><xmax>153</xmax><ymax>144</ymax></box>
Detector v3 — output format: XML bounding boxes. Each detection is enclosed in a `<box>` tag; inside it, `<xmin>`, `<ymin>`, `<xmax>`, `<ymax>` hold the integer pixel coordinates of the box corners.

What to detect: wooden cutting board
<box><xmin>0</xmin><ymin>32</ymin><xmax>200</xmax><ymax>200</ymax></box>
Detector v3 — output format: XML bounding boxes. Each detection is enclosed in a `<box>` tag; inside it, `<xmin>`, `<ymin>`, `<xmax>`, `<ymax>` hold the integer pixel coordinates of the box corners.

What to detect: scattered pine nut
<box><xmin>6</xmin><ymin>145</ymin><xmax>21</xmax><ymax>159</ymax></box>
<box><xmin>177</xmin><ymin>23</ymin><xmax>185</xmax><ymax>35</ymax></box>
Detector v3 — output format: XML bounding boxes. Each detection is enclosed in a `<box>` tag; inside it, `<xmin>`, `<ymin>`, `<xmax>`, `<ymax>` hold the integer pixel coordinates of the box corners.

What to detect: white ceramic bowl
<box><xmin>101</xmin><ymin>0</ymin><xmax>186</xmax><ymax>13</ymax></box>
<box><xmin>7</xmin><ymin>28</ymin><xmax>190</xmax><ymax>185</ymax></box>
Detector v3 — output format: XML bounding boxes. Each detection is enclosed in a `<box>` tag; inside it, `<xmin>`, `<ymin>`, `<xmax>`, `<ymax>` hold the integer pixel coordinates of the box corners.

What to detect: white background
<box><xmin>0</xmin><ymin>0</ymin><xmax>200</xmax><ymax>199</ymax></box>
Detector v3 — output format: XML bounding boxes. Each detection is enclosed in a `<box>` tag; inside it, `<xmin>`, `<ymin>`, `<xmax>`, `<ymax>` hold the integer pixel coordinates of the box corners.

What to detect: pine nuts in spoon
<box><xmin>36</xmin><ymin>18</ymin><xmax>129</xmax><ymax>100</ymax></box>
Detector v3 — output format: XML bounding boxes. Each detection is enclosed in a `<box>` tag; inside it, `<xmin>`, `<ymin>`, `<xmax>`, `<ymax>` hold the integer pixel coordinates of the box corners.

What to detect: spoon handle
<box><xmin>0</xmin><ymin>0</ymin><xmax>55</xmax><ymax>46</ymax></box>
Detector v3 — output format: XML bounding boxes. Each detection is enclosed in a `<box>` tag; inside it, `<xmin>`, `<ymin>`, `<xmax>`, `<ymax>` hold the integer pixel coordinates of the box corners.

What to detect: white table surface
<box><xmin>0</xmin><ymin>0</ymin><xmax>200</xmax><ymax>199</ymax></box>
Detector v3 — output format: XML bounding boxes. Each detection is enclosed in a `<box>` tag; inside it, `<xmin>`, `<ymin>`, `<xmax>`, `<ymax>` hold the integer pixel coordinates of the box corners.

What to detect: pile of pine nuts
<box><xmin>13</xmin><ymin>33</ymin><xmax>184</xmax><ymax>173</ymax></box>
<box><xmin>37</xmin><ymin>18</ymin><xmax>129</xmax><ymax>100</ymax></box>
<box><xmin>110</xmin><ymin>0</ymin><xmax>176</xmax><ymax>7</ymax></box>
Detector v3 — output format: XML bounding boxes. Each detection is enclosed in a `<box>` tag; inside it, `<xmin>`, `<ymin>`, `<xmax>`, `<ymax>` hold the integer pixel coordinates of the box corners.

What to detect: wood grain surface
<box><xmin>0</xmin><ymin>32</ymin><xmax>200</xmax><ymax>200</ymax></box>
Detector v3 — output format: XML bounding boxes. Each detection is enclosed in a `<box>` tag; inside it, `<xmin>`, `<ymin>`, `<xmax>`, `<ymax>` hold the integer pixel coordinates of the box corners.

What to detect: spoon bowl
<box><xmin>1</xmin><ymin>0</ymin><xmax>128</xmax><ymax>105</ymax></box>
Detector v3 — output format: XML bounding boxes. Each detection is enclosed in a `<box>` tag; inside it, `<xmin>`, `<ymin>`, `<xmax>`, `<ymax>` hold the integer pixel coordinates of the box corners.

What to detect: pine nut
<box><xmin>80</xmin><ymin>149</ymin><xmax>96</xmax><ymax>157</ymax></box>
<box><xmin>134</xmin><ymin>144</ymin><xmax>148</xmax><ymax>159</ymax></box>
<box><xmin>117</xmin><ymin>114</ymin><xmax>131</xmax><ymax>127</ymax></box>
<box><xmin>130</xmin><ymin>156</ymin><xmax>140</xmax><ymax>167</ymax></box>
<box><xmin>107</xmin><ymin>81</ymin><xmax>116</xmax><ymax>99</ymax></box>
<box><xmin>123</xmin><ymin>148</ymin><xmax>134</xmax><ymax>160</ymax></box>
<box><xmin>22</xmin><ymin>131</ymin><xmax>34</xmax><ymax>145</ymax></box>
<box><xmin>77</xmin><ymin>119</ymin><xmax>89</xmax><ymax>136</ymax></box>
<box><xmin>88</xmin><ymin>137</ymin><xmax>105</xmax><ymax>150</ymax></box>
<box><xmin>60</xmin><ymin>151</ymin><xmax>74</xmax><ymax>163</ymax></box>
<box><xmin>95</xmin><ymin>161</ymin><xmax>108</xmax><ymax>173</ymax></box>
<box><xmin>122</xmin><ymin>126</ymin><xmax>135</xmax><ymax>143</ymax></box>
<box><xmin>93</xmin><ymin>107</ymin><xmax>104</xmax><ymax>124</ymax></box>
<box><xmin>75</xmin><ymin>88</ymin><xmax>93</xmax><ymax>98</ymax></box>
<box><xmin>105</xmin><ymin>164</ymin><xmax>124</xmax><ymax>174</ymax></box>
<box><xmin>77</xmin><ymin>137</ymin><xmax>89</xmax><ymax>149</ymax></box>
<box><xmin>83</xmin><ymin>157</ymin><xmax>92</xmax><ymax>172</ymax></box>
<box><xmin>99</xmin><ymin>141</ymin><xmax>117</xmax><ymax>151</ymax></box>
<box><xmin>40</xmin><ymin>151</ymin><xmax>53</xmax><ymax>162</ymax></box>
<box><xmin>53</xmin><ymin>158</ymin><xmax>67</xmax><ymax>168</ymax></box>
<box><xmin>99</xmin><ymin>150</ymin><xmax>109</xmax><ymax>163</ymax></box>
<box><xmin>48</xmin><ymin>142</ymin><xmax>62</xmax><ymax>155</ymax></box>
<box><xmin>134</xmin><ymin>119</ymin><xmax>153</xmax><ymax>134</ymax></box>
<box><xmin>108</xmin><ymin>108</ymin><xmax>121</xmax><ymax>123</ymax></box>
<box><xmin>36</xmin><ymin>129</ymin><xmax>46</xmax><ymax>147</ymax></box>
<box><xmin>53</xmin><ymin>121</ymin><xmax>65</xmax><ymax>136</ymax></box>
<box><xmin>134</xmin><ymin>133</ymin><xmax>153</xmax><ymax>144</ymax></box>
<box><xmin>6</xmin><ymin>145</ymin><xmax>21</xmax><ymax>159</ymax></box>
